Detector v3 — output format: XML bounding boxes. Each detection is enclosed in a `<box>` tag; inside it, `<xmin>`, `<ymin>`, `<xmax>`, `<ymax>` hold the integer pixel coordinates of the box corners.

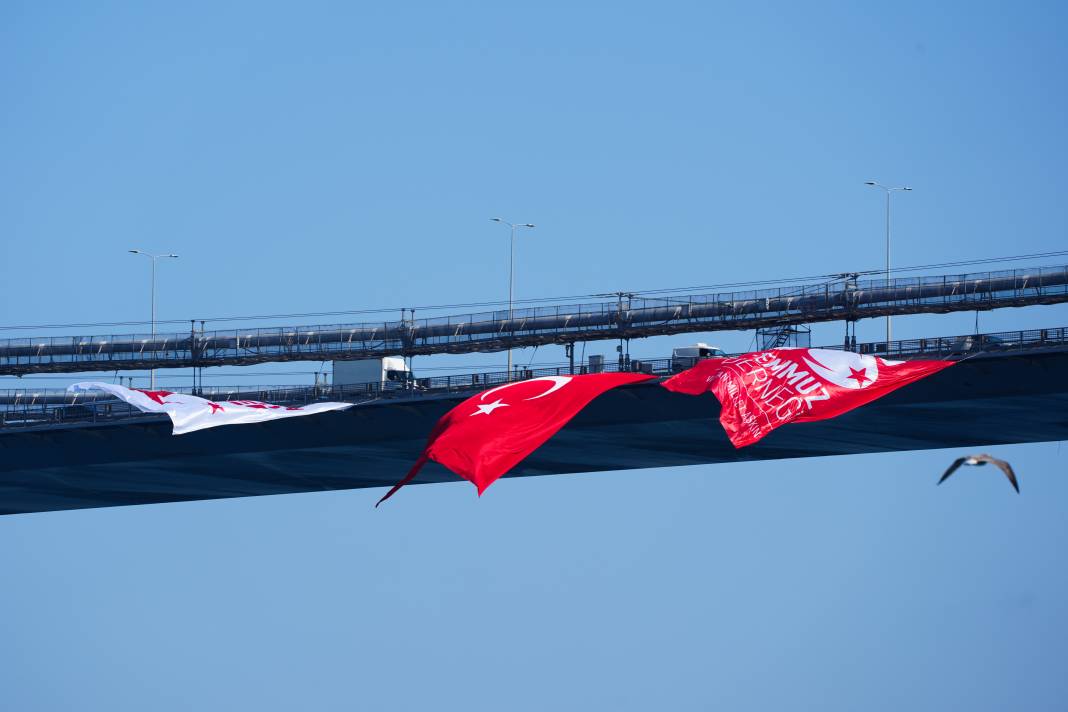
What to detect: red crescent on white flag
<box><xmin>800</xmin><ymin>349</ymin><xmax>880</xmax><ymax>390</ymax></box>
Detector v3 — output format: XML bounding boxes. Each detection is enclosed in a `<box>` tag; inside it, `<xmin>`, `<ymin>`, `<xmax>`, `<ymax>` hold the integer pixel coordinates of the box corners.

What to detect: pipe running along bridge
<box><xmin>2</xmin><ymin>264</ymin><xmax>1067</xmax><ymax>375</ymax></box>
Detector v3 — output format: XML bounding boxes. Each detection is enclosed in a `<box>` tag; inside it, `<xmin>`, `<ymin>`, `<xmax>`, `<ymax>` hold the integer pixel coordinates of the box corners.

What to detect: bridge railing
<box><xmin>2</xmin><ymin>326</ymin><xmax>1066</xmax><ymax>430</ymax></box>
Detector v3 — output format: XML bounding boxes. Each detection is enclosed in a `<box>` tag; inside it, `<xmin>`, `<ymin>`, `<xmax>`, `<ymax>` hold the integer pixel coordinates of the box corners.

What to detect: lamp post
<box><xmin>864</xmin><ymin>181</ymin><xmax>912</xmax><ymax>346</ymax></box>
<box><xmin>490</xmin><ymin>217</ymin><xmax>535</xmax><ymax>377</ymax></box>
<box><xmin>128</xmin><ymin>249</ymin><xmax>179</xmax><ymax>389</ymax></box>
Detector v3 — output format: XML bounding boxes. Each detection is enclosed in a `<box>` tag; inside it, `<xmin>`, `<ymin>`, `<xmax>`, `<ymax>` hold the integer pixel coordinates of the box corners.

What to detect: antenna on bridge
<box><xmin>828</xmin><ymin>273</ymin><xmax>860</xmax><ymax>350</ymax></box>
<box><xmin>601</xmin><ymin>292</ymin><xmax>637</xmax><ymax>371</ymax></box>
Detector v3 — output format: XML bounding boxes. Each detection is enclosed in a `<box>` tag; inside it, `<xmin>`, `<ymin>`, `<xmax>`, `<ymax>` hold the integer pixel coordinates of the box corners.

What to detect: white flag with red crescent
<box><xmin>67</xmin><ymin>382</ymin><xmax>353</xmax><ymax>435</ymax></box>
<box><xmin>661</xmin><ymin>348</ymin><xmax>954</xmax><ymax>448</ymax></box>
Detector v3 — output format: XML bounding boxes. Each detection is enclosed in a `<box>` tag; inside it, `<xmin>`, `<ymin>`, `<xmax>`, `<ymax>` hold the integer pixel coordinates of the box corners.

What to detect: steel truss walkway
<box><xmin>2</xmin><ymin>264</ymin><xmax>1067</xmax><ymax>375</ymax></box>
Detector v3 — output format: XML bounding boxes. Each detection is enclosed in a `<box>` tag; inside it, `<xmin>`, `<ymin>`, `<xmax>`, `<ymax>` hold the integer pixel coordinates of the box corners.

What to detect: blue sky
<box><xmin>2</xmin><ymin>2</ymin><xmax>1067</xmax><ymax>710</ymax></box>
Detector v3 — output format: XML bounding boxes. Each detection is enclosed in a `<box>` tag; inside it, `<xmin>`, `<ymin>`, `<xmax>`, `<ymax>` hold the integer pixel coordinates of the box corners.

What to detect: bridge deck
<box><xmin>1</xmin><ymin>348</ymin><xmax>1066</xmax><ymax>515</ymax></box>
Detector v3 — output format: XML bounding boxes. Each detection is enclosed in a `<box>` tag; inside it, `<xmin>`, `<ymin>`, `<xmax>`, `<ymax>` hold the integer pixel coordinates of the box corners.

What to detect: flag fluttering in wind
<box><xmin>376</xmin><ymin>372</ymin><xmax>655</xmax><ymax>505</ymax></box>
<box><xmin>661</xmin><ymin>348</ymin><xmax>954</xmax><ymax>448</ymax></box>
<box><xmin>68</xmin><ymin>382</ymin><xmax>353</xmax><ymax>435</ymax></box>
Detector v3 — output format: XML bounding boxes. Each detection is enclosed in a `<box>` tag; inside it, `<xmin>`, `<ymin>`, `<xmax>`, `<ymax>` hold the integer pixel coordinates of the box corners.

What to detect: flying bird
<box><xmin>938</xmin><ymin>454</ymin><xmax>1020</xmax><ymax>493</ymax></box>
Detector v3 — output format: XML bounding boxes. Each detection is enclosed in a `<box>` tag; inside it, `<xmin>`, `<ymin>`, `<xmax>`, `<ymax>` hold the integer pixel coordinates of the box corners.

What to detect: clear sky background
<box><xmin>2</xmin><ymin>2</ymin><xmax>1067</xmax><ymax>710</ymax></box>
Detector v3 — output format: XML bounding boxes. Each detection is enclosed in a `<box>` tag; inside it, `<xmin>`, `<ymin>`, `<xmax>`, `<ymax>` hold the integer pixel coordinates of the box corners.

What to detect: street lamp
<box><xmin>128</xmin><ymin>249</ymin><xmax>179</xmax><ymax>389</ymax></box>
<box><xmin>864</xmin><ymin>181</ymin><xmax>912</xmax><ymax>346</ymax></box>
<box><xmin>490</xmin><ymin>217</ymin><xmax>536</xmax><ymax>377</ymax></box>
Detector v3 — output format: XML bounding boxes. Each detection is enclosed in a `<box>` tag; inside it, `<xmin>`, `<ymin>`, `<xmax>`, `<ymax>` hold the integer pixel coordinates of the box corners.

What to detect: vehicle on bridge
<box><xmin>949</xmin><ymin>333</ymin><xmax>1013</xmax><ymax>355</ymax></box>
<box><xmin>332</xmin><ymin>357</ymin><xmax>415</xmax><ymax>391</ymax></box>
<box><xmin>671</xmin><ymin>342</ymin><xmax>727</xmax><ymax>372</ymax></box>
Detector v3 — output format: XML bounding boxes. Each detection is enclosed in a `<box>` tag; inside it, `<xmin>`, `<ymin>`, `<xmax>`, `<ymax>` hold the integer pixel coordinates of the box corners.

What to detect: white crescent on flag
<box><xmin>480</xmin><ymin>375</ymin><xmax>573</xmax><ymax>401</ymax></box>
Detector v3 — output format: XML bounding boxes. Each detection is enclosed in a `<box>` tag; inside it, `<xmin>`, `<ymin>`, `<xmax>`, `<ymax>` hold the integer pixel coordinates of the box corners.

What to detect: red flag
<box><xmin>662</xmin><ymin>348</ymin><xmax>954</xmax><ymax>448</ymax></box>
<box><xmin>377</xmin><ymin>372</ymin><xmax>655</xmax><ymax>504</ymax></box>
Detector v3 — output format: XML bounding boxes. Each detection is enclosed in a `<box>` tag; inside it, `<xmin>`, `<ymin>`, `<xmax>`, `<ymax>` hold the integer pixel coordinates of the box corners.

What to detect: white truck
<box><xmin>671</xmin><ymin>342</ymin><xmax>727</xmax><ymax>372</ymax></box>
<box><xmin>332</xmin><ymin>357</ymin><xmax>415</xmax><ymax>391</ymax></box>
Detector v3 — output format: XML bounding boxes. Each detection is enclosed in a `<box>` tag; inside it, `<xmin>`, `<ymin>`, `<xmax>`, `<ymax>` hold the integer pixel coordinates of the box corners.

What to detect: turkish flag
<box><xmin>661</xmin><ymin>348</ymin><xmax>954</xmax><ymax>448</ymax></box>
<box><xmin>376</xmin><ymin>372</ymin><xmax>655</xmax><ymax>504</ymax></box>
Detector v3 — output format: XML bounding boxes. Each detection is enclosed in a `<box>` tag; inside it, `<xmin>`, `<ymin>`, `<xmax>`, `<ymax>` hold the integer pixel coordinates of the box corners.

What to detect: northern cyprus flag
<box><xmin>68</xmin><ymin>382</ymin><xmax>353</xmax><ymax>435</ymax></box>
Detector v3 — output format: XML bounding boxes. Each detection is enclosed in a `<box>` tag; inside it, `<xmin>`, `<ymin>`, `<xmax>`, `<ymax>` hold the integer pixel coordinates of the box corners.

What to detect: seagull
<box><xmin>938</xmin><ymin>454</ymin><xmax>1020</xmax><ymax>493</ymax></box>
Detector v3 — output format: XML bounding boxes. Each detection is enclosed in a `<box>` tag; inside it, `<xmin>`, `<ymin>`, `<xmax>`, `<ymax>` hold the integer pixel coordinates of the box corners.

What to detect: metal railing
<box><xmin>2</xmin><ymin>265</ymin><xmax>1067</xmax><ymax>375</ymax></box>
<box><xmin>2</xmin><ymin>325</ymin><xmax>1066</xmax><ymax>431</ymax></box>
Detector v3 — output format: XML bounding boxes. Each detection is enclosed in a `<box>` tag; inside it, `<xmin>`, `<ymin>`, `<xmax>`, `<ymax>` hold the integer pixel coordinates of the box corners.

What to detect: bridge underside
<box><xmin>2</xmin><ymin>351</ymin><xmax>1067</xmax><ymax>515</ymax></box>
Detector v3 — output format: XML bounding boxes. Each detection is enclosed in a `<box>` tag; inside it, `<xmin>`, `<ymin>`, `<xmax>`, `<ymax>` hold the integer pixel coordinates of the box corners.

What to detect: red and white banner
<box><xmin>661</xmin><ymin>348</ymin><xmax>954</xmax><ymax>448</ymax></box>
<box><xmin>68</xmin><ymin>382</ymin><xmax>353</xmax><ymax>435</ymax></box>
<box><xmin>377</xmin><ymin>372</ymin><xmax>655</xmax><ymax>505</ymax></box>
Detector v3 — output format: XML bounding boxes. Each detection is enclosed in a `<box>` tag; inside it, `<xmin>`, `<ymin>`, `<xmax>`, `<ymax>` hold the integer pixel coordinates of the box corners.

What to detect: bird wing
<box><xmin>938</xmin><ymin>457</ymin><xmax>967</xmax><ymax>485</ymax></box>
<box><xmin>987</xmin><ymin>456</ymin><xmax>1020</xmax><ymax>493</ymax></box>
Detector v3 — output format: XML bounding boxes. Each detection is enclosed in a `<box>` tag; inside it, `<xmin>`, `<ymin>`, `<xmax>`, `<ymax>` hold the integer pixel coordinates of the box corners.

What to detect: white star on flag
<box><xmin>471</xmin><ymin>398</ymin><xmax>509</xmax><ymax>416</ymax></box>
